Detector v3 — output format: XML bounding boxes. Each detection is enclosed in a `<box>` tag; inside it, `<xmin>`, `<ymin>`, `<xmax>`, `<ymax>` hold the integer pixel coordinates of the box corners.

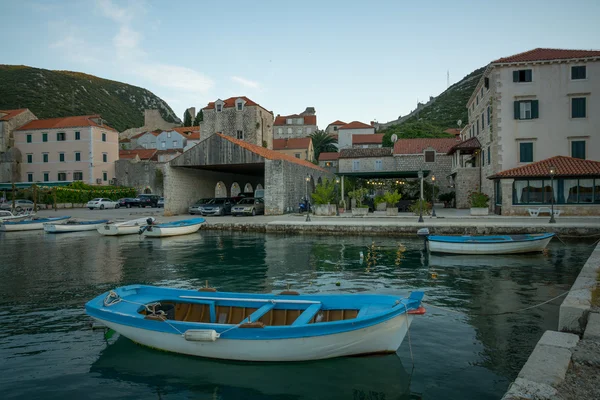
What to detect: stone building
<box><xmin>200</xmin><ymin>96</ymin><xmax>274</xmax><ymax>149</ymax></box>
<box><xmin>273</xmin><ymin>107</ymin><xmax>318</xmax><ymax>139</ymax></box>
<box><xmin>337</xmin><ymin>121</ymin><xmax>375</xmax><ymax>149</ymax></box>
<box><xmin>115</xmin><ymin>149</ymin><xmax>164</xmax><ymax>196</ymax></box>
<box><xmin>457</xmin><ymin>48</ymin><xmax>600</xmax><ymax>214</ymax></box>
<box><xmin>318</xmin><ymin>152</ymin><xmax>340</xmax><ymax>173</ymax></box>
<box><xmin>0</xmin><ymin>109</ymin><xmax>37</xmax><ymax>182</ymax></box>
<box><xmin>273</xmin><ymin>138</ymin><xmax>314</xmax><ymax>161</ymax></box>
<box><xmin>352</xmin><ymin>134</ymin><xmax>384</xmax><ymax>148</ymax></box>
<box><xmin>131</xmin><ymin>130</ymin><xmax>161</xmax><ymax>149</ymax></box>
<box><xmin>447</xmin><ymin>137</ymin><xmax>482</xmax><ymax>208</ymax></box>
<box><xmin>325</xmin><ymin>120</ymin><xmax>346</xmax><ymax>135</ymax></box>
<box><xmin>120</xmin><ymin>109</ymin><xmax>181</xmax><ymax>140</ymax></box>
<box><xmin>338</xmin><ymin>148</ymin><xmax>394</xmax><ymax>173</ymax></box>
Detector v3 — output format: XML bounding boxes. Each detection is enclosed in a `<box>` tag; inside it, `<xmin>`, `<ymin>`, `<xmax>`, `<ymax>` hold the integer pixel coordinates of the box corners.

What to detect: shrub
<box><xmin>374</xmin><ymin>195</ymin><xmax>386</xmax><ymax>208</ymax></box>
<box><xmin>382</xmin><ymin>190</ymin><xmax>402</xmax><ymax>207</ymax></box>
<box><xmin>348</xmin><ymin>188</ymin><xmax>369</xmax><ymax>208</ymax></box>
<box><xmin>409</xmin><ymin>199</ymin><xmax>431</xmax><ymax>215</ymax></box>
<box><xmin>438</xmin><ymin>191</ymin><xmax>455</xmax><ymax>203</ymax></box>
<box><xmin>468</xmin><ymin>191</ymin><xmax>489</xmax><ymax>208</ymax></box>
<box><xmin>311</xmin><ymin>178</ymin><xmax>336</xmax><ymax>205</ymax></box>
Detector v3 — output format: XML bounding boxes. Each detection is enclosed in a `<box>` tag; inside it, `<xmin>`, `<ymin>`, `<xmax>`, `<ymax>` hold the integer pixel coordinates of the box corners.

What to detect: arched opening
<box><xmin>255</xmin><ymin>183</ymin><xmax>263</xmax><ymax>191</ymax></box>
<box><xmin>317</xmin><ymin>176</ymin><xmax>323</xmax><ymax>185</ymax></box>
<box><xmin>215</xmin><ymin>181</ymin><xmax>227</xmax><ymax>198</ymax></box>
<box><xmin>144</xmin><ymin>187</ymin><xmax>152</xmax><ymax>194</ymax></box>
<box><xmin>244</xmin><ymin>183</ymin><xmax>253</xmax><ymax>193</ymax></box>
<box><xmin>231</xmin><ymin>182</ymin><xmax>241</xmax><ymax>197</ymax></box>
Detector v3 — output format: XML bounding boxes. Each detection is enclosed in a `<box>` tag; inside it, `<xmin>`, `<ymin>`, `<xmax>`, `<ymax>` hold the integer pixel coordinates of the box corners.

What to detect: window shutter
<box><xmin>513</xmin><ymin>71</ymin><xmax>519</xmax><ymax>82</ymax></box>
<box><xmin>514</xmin><ymin>101</ymin><xmax>520</xmax><ymax>119</ymax></box>
<box><xmin>531</xmin><ymin>100</ymin><xmax>539</xmax><ymax>119</ymax></box>
<box><xmin>525</xmin><ymin>70</ymin><xmax>532</xmax><ymax>82</ymax></box>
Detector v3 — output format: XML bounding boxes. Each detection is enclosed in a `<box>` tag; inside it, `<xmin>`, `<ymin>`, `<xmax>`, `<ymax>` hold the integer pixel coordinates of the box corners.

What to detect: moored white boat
<box><xmin>44</xmin><ymin>219</ymin><xmax>110</xmax><ymax>233</ymax></box>
<box><xmin>141</xmin><ymin>218</ymin><xmax>205</xmax><ymax>238</ymax></box>
<box><xmin>85</xmin><ymin>285</ymin><xmax>425</xmax><ymax>362</ymax></box>
<box><xmin>427</xmin><ymin>233</ymin><xmax>555</xmax><ymax>255</ymax></box>
<box><xmin>0</xmin><ymin>210</ymin><xmax>33</xmax><ymax>222</ymax></box>
<box><xmin>97</xmin><ymin>217</ymin><xmax>155</xmax><ymax>236</ymax></box>
<box><xmin>0</xmin><ymin>216</ymin><xmax>71</xmax><ymax>232</ymax></box>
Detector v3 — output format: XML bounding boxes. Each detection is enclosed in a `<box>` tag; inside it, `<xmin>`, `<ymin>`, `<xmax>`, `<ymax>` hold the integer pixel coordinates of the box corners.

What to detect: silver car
<box><xmin>231</xmin><ymin>198</ymin><xmax>264</xmax><ymax>216</ymax></box>
<box><xmin>189</xmin><ymin>198</ymin><xmax>212</xmax><ymax>215</ymax></box>
<box><xmin>0</xmin><ymin>199</ymin><xmax>36</xmax><ymax>212</ymax></box>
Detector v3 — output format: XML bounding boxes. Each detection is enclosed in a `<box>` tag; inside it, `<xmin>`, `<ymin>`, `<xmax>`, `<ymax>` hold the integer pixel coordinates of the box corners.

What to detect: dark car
<box><xmin>117</xmin><ymin>198</ymin><xmax>140</xmax><ymax>208</ymax></box>
<box><xmin>198</xmin><ymin>198</ymin><xmax>234</xmax><ymax>216</ymax></box>
<box><xmin>136</xmin><ymin>194</ymin><xmax>161</xmax><ymax>208</ymax></box>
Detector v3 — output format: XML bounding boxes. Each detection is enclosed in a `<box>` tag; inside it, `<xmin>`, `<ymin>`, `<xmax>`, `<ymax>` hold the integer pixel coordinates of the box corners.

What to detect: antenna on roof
<box><xmin>391</xmin><ymin>134</ymin><xmax>398</xmax><ymax>143</ymax></box>
<box><xmin>447</xmin><ymin>70</ymin><xmax>450</xmax><ymax>88</ymax></box>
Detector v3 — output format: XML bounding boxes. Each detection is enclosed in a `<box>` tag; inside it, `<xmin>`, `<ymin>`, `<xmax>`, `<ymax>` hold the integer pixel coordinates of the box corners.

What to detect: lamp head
<box><xmin>431</xmin><ymin>175</ymin><xmax>436</xmax><ymax>182</ymax></box>
<box><xmin>549</xmin><ymin>165</ymin><xmax>556</xmax><ymax>176</ymax></box>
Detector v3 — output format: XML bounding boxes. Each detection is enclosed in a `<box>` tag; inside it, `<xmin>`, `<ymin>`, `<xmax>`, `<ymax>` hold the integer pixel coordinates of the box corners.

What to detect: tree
<box><xmin>194</xmin><ymin>110</ymin><xmax>203</xmax><ymax>126</ymax></box>
<box><xmin>183</xmin><ymin>110</ymin><xmax>192</xmax><ymax>127</ymax></box>
<box><xmin>381</xmin><ymin>120</ymin><xmax>454</xmax><ymax>147</ymax></box>
<box><xmin>310</xmin><ymin>130</ymin><xmax>338</xmax><ymax>161</ymax></box>
<box><xmin>311</xmin><ymin>178</ymin><xmax>336</xmax><ymax>205</ymax></box>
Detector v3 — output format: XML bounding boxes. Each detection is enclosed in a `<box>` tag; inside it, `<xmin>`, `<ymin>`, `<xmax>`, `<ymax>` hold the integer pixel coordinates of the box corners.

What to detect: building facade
<box><xmin>352</xmin><ymin>133</ymin><xmax>384</xmax><ymax>148</ymax></box>
<box><xmin>14</xmin><ymin>115</ymin><xmax>119</xmax><ymax>184</ymax></box>
<box><xmin>318</xmin><ymin>152</ymin><xmax>340</xmax><ymax>173</ymax></box>
<box><xmin>200</xmin><ymin>96</ymin><xmax>274</xmax><ymax>149</ymax></box>
<box><xmin>274</xmin><ymin>107</ymin><xmax>317</xmax><ymax>139</ymax></box>
<box><xmin>273</xmin><ymin>138</ymin><xmax>314</xmax><ymax>161</ymax></box>
<box><xmin>337</xmin><ymin>121</ymin><xmax>375</xmax><ymax>149</ymax></box>
<box><xmin>0</xmin><ymin>109</ymin><xmax>37</xmax><ymax>182</ymax></box>
<box><xmin>338</xmin><ymin>148</ymin><xmax>395</xmax><ymax>173</ymax></box>
<box><xmin>325</xmin><ymin>120</ymin><xmax>346</xmax><ymax>135</ymax></box>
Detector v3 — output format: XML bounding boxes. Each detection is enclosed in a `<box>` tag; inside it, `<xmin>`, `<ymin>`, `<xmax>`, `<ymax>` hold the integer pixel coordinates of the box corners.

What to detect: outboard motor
<box><xmin>138</xmin><ymin>218</ymin><xmax>154</xmax><ymax>235</ymax></box>
<box><xmin>417</xmin><ymin>227</ymin><xmax>430</xmax><ymax>251</ymax></box>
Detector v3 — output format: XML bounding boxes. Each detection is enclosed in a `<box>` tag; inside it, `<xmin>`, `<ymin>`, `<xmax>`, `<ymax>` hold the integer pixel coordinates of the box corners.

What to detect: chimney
<box><xmin>370</xmin><ymin>121</ymin><xmax>376</xmax><ymax>126</ymax></box>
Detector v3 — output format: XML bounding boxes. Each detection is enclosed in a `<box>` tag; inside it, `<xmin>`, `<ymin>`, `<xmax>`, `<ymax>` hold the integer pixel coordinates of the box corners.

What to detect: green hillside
<box><xmin>0</xmin><ymin>65</ymin><xmax>180</xmax><ymax>132</ymax></box>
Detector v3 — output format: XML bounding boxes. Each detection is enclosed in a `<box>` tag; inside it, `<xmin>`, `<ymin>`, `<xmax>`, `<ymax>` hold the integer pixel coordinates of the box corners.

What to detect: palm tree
<box><xmin>310</xmin><ymin>130</ymin><xmax>338</xmax><ymax>161</ymax></box>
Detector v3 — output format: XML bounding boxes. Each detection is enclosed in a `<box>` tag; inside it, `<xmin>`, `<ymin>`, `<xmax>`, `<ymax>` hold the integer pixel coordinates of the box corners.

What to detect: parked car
<box><xmin>136</xmin><ymin>194</ymin><xmax>161</xmax><ymax>208</ymax></box>
<box><xmin>0</xmin><ymin>199</ymin><xmax>36</xmax><ymax>212</ymax></box>
<box><xmin>189</xmin><ymin>198</ymin><xmax>212</xmax><ymax>215</ymax></box>
<box><xmin>87</xmin><ymin>198</ymin><xmax>119</xmax><ymax>210</ymax></box>
<box><xmin>231</xmin><ymin>197</ymin><xmax>264</xmax><ymax>216</ymax></box>
<box><xmin>157</xmin><ymin>197</ymin><xmax>164</xmax><ymax>208</ymax></box>
<box><xmin>117</xmin><ymin>198</ymin><xmax>140</xmax><ymax>208</ymax></box>
<box><xmin>198</xmin><ymin>198</ymin><xmax>234</xmax><ymax>216</ymax></box>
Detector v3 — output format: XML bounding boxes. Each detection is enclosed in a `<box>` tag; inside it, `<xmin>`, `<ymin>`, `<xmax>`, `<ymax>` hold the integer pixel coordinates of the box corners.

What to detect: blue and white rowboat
<box><xmin>0</xmin><ymin>216</ymin><xmax>71</xmax><ymax>232</ymax></box>
<box><xmin>427</xmin><ymin>233</ymin><xmax>555</xmax><ymax>255</ymax></box>
<box><xmin>86</xmin><ymin>285</ymin><xmax>425</xmax><ymax>362</ymax></box>
<box><xmin>44</xmin><ymin>219</ymin><xmax>110</xmax><ymax>233</ymax></box>
<box><xmin>141</xmin><ymin>218</ymin><xmax>205</xmax><ymax>237</ymax></box>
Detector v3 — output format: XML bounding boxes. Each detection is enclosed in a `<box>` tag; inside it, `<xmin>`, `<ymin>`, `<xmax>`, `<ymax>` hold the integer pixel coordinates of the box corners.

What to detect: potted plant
<box><xmin>383</xmin><ymin>190</ymin><xmax>402</xmax><ymax>216</ymax></box>
<box><xmin>438</xmin><ymin>191</ymin><xmax>455</xmax><ymax>208</ymax></box>
<box><xmin>348</xmin><ymin>188</ymin><xmax>369</xmax><ymax>216</ymax></box>
<box><xmin>468</xmin><ymin>191</ymin><xmax>490</xmax><ymax>215</ymax></box>
<box><xmin>311</xmin><ymin>178</ymin><xmax>337</xmax><ymax>216</ymax></box>
<box><xmin>374</xmin><ymin>195</ymin><xmax>387</xmax><ymax>211</ymax></box>
<box><xmin>409</xmin><ymin>199</ymin><xmax>432</xmax><ymax>216</ymax></box>
<box><xmin>338</xmin><ymin>199</ymin><xmax>346</xmax><ymax>214</ymax></box>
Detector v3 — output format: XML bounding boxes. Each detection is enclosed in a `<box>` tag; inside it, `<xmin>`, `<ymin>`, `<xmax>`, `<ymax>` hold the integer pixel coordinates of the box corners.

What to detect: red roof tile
<box><xmin>352</xmin><ymin>134</ymin><xmax>384</xmax><ymax>145</ymax></box>
<box><xmin>204</xmin><ymin>96</ymin><xmax>269</xmax><ymax>112</ymax></box>
<box><xmin>447</xmin><ymin>137</ymin><xmax>481</xmax><ymax>155</ymax></box>
<box><xmin>444</xmin><ymin>128</ymin><xmax>462</xmax><ymax>136</ymax></box>
<box><xmin>328</xmin><ymin>120</ymin><xmax>346</xmax><ymax>126</ymax></box>
<box><xmin>131</xmin><ymin>130</ymin><xmax>160</xmax><ymax>139</ymax></box>
<box><xmin>17</xmin><ymin>115</ymin><xmax>117</xmax><ymax>132</ymax></box>
<box><xmin>339</xmin><ymin>148</ymin><xmax>392</xmax><ymax>159</ymax></box>
<box><xmin>172</xmin><ymin>126</ymin><xmax>200</xmax><ymax>140</ymax></box>
<box><xmin>274</xmin><ymin>114</ymin><xmax>317</xmax><ymax>126</ymax></box>
<box><xmin>0</xmin><ymin>109</ymin><xmax>28</xmax><ymax>121</ymax></box>
<box><xmin>490</xmin><ymin>156</ymin><xmax>600</xmax><ymax>179</ymax></box>
<box><xmin>318</xmin><ymin>152</ymin><xmax>340</xmax><ymax>161</ymax></box>
<box><xmin>393</xmin><ymin>138</ymin><xmax>459</xmax><ymax>155</ymax></box>
<box><xmin>273</xmin><ymin>137</ymin><xmax>312</xmax><ymax>150</ymax></box>
<box><xmin>217</xmin><ymin>134</ymin><xmax>327</xmax><ymax>173</ymax></box>
<box><xmin>119</xmin><ymin>149</ymin><xmax>157</xmax><ymax>160</ymax></box>
<box><xmin>119</xmin><ymin>138</ymin><xmax>131</xmax><ymax>143</ymax></box>
<box><xmin>492</xmin><ymin>48</ymin><xmax>600</xmax><ymax>64</ymax></box>
<box><xmin>338</xmin><ymin>121</ymin><xmax>373</xmax><ymax>130</ymax></box>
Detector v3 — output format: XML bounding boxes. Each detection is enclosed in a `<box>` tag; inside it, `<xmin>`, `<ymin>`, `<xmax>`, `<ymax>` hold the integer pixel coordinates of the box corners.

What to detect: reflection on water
<box><xmin>0</xmin><ymin>231</ymin><xmax>593</xmax><ymax>399</ymax></box>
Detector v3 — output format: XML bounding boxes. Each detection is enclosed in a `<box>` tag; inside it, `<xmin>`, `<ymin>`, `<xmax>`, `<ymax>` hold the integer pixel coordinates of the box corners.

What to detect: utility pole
<box><xmin>447</xmin><ymin>70</ymin><xmax>450</xmax><ymax>88</ymax></box>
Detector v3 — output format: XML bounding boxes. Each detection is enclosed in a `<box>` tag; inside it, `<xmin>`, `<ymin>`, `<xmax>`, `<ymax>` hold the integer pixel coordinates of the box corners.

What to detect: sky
<box><xmin>1</xmin><ymin>0</ymin><xmax>599</xmax><ymax>129</ymax></box>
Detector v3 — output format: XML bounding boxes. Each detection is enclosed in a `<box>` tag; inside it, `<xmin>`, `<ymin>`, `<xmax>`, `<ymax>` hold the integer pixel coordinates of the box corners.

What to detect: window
<box><xmin>43</xmin><ymin>153</ymin><xmax>48</xmax><ymax>163</ymax></box>
<box><xmin>27</xmin><ymin>134</ymin><xmax>32</xmax><ymax>143</ymax></box>
<box><xmin>59</xmin><ymin>153</ymin><xmax>65</xmax><ymax>162</ymax></box>
<box><xmin>375</xmin><ymin>159</ymin><xmax>383</xmax><ymax>171</ymax></box>
<box><xmin>333</xmin><ymin>126</ymin><xmax>338</xmax><ymax>131</ymax></box>
<box><xmin>102</xmin><ymin>133</ymin><xmax>106</xmax><ymax>142</ymax></box>
<box><xmin>103</xmin><ymin>172</ymin><xmax>108</xmax><ymax>181</ymax></box>
<box><xmin>571</xmin><ymin>66</ymin><xmax>586</xmax><ymax>80</ymax></box>
<box><xmin>514</xmin><ymin>100</ymin><xmax>539</xmax><ymax>120</ymax></box>
<box><xmin>58</xmin><ymin>172</ymin><xmax>67</xmax><ymax>181</ymax></box>
<box><xmin>278</xmin><ymin>128</ymin><xmax>283</xmax><ymax>134</ymax></box>
<box><xmin>287</xmin><ymin>119</ymin><xmax>293</xmax><ymax>125</ymax></box>
<box><xmin>480</xmin><ymin>87</ymin><xmax>484</xmax><ymax>98</ymax></box>
<box><xmin>495</xmin><ymin>180</ymin><xmax>502</xmax><ymax>206</ymax></box>
<box><xmin>571</xmin><ymin>140</ymin><xmax>586</xmax><ymax>159</ymax></box>
<box><xmin>73</xmin><ymin>171</ymin><xmax>83</xmax><ymax>181</ymax></box>
<box><xmin>167</xmin><ymin>131</ymin><xmax>171</xmax><ymax>138</ymax></box>
<box><xmin>161</xmin><ymin>141</ymin><xmax>166</xmax><ymax>149</ymax></box>
<box><xmin>425</xmin><ymin>150</ymin><xmax>435</xmax><ymax>163</ymax></box>
<box><xmin>173</xmin><ymin>140</ymin><xmax>178</xmax><ymax>147</ymax></box>
<box><xmin>514</xmin><ymin>178</ymin><xmax>600</xmax><ymax>205</ymax></box>
<box><xmin>287</xmin><ymin>128</ymin><xmax>292</xmax><ymax>134</ymax></box>
<box><xmin>325</xmin><ymin>162</ymin><xmax>332</xmax><ymax>167</ymax></box>
<box><xmin>487</xmin><ymin>106</ymin><xmax>491</xmax><ymax>126</ymax></box>
<box><xmin>75</xmin><ymin>131</ymin><xmax>80</xmax><ymax>140</ymax></box>
<box><xmin>27</xmin><ymin>173</ymin><xmax>33</xmax><ymax>182</ymax></box>
<box><xmin>476</xmin><ymin>95</ymin><xmax>479</xmax><ymax>106</ymax></box>
<box><xmin>295</xmin><ymin>153</ymin><xmax>301</xmax><ymax>158</ymax></box>
<box><xmin>75</xmin><ymin>152</ymin><xmax>81</xmax><ymax>161</ymax></box>
<box><xmin>484</xmin><ymin>77</ymin><xmax>490</xmax><ymax>89</ymax></box>
<box><xmin>102</xmin><ymin>153</ymin><xmax>108</xmax><ymax>162</ymax></box>
<box><xmin>306</xmin><ymin>127</ymin><xmax>311</xmax><ymax>134</ymax></box>
<box><xmin>352</xmin><ymin>160</ymin><xmax>360</xmax><ymax>171</ymax></box>
<box><xmin>519</xmin><ymin>142</ymin><xmax>533</xmax><ymax>163</ymax></box>
<box><xmin>43</xmin><ymin>133</ymin><xmax>48</xmax><ymax>142</ymax></box>
<box><xmin>571</xmin><ymin>97</ymin><xmax>586</xmax><ymax>118</ymax></box>
<box><xmin>476</xmin><ymin>119</ymin><xmax>479</xmax><ymax>135</ymax></box>
<box><xmin>513</xmin><ymin>69</ymin><xmax>532</xmax><ymax>82</ymax></box>
<box><xmin>216</xmin><ymin>103</ymin><xmax>223</xmax><ymax>112</ymax></box>
<box><xmin>236</xmin><ymin>102</ymin><xmax>243</xmax><ymax>111</ymax></box>
<box><xmin>27</xmin><ymin>154</ymin><xmax>33</xmax><ymax>163</ymax></box>
<box><xmin>487</xmin><ymin>146</ymin><xmax>491</xmax><ymax>165</ymax></box>
<box><xmin>296</xmin><ymin>118</ymin><xmax>303</xmax><ymax>124</ymax></box>
<box><xmin>481</xmin><ymin>113</ymin><xmax>485</xmax><ymax>129</ymax></box>
<box><xmin>296</xmin><ymin>128</ymin><xmax>302</xmax><ymax>135</ymax></box>
<box><xmin>236</xmin><ymin>130</ymin><xmax>244</xmax><ymax>139</ymax></box>
<box><xmin>57</xmin><ymin>132</ymin><xmax>66</xmax><ymax>141</ymax></box>
<box><xmin>481</xmin><ymin>149</ymin><xmax>485</xmax><ymax>166</ymax></box>
<box><xmin>43</xmin><ymin>172</ymin><xmax>49</xmax><ymax>182</ymax></box>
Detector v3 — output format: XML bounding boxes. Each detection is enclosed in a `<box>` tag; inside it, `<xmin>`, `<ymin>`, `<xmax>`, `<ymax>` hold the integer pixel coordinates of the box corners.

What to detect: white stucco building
<box><xmin>337</xmin><ymin>121</ymin><xmax>375</xmax><ymax>150</ymax></box>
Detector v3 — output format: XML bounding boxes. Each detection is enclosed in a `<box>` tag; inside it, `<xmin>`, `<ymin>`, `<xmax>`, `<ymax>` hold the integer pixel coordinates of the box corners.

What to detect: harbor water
<box><xmin>0</xmin><ymin>231</ymin><xmax>593</xmax><ymax>399</ymax></box>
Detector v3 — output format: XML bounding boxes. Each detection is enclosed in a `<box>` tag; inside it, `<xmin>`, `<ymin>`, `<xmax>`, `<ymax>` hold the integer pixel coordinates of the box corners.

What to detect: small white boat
<box><xmin>141</xmin><ymin>218</ymin><xmax>205</xmax><ymax>238</ymax></box>
<box><xmin>97</xmin><ymin>217</ymin><xmax>156</xmax><ymax>236</ymax></box>
<box><xmin>426</xmin><ymin>233</ymin><xmax>555</xmax><ymax>255</ymax></box>
<box><xmin>0</xmin><ymin>210</ymin><xmax>32</xmax><ymax>222</ymax></box>
<box><xmin>44</xmin><ymin>219</ymin><xmax>110</xmax><ymax>233</ymax></box>
<box><xmin>0</xmin><ymin>216</ymin><xmax>71</xmax><ymax>232</ymax></box>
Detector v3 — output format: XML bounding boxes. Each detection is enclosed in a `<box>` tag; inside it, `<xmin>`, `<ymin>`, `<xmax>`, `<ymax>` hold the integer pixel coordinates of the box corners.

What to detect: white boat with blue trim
<box><xmin>44</xmin><ymin>219</ymin><xmax>110</xmax><ymax>233</ymax></box>
<box><xmin>86</xmin><ymin>285</ymin><xmax>425</xmax><ymax>362</ymax></box>
<box><xmin>97</xmin><ymin>217</ymin><xmax>155</xmax><ymax>236</ymax></box>
<box><xmin>0</xmin><ymin>216</ymin><xmax>71</xmax><ymax>232</ymax></box>
<box><xmin>140</xmin><ymin>218</ymin><xmax>205</xmax><ymax>238</ymax></box>
<box><xmin>426</xmin><ymin>233</ymin><xmax>555</xmax><ymax>255</ymax></box>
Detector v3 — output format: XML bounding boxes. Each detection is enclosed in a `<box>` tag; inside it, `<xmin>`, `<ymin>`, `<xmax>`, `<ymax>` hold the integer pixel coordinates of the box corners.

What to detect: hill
<box><xmin>0</xmin><ymin>65</ymin><xmax>181</xmax><ymax>132</ymax></box>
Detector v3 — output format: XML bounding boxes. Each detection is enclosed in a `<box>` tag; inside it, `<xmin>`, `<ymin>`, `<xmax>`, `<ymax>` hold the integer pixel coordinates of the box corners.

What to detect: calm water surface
<box><xmin>0</xmin><ymin>231</ymin><xmax>593</xmax><ymax>399</ymax></box>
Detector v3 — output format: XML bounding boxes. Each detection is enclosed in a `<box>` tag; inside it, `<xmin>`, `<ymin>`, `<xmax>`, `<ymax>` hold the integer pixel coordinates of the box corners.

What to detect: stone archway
<box><xmin>244</xmin><ymin>183</ymin><xmax>253</xmax><ymax>193</ymax></box>
<box><xmin>215</xmin><ymin>181</ymin><xmax>227</xmax><ymax>198</ymax></box>
<box><xmin>317</xmin><ymin>177</ymin><xmax>323</xmax><ymax>185</ymax></box>
<box><xmin>256</xmin><ymin>183</ymin><xmax>263</xmax><ymax>191</ymax></box>
<box><xmin>231</xmin><ymin>182</ymin><xmax>241</xmax><ymax>197</ymax></box>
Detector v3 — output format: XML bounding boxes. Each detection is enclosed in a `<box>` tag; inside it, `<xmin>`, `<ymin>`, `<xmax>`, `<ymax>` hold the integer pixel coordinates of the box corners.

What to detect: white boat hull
<box><xmin>44</xmin><ymin>223</ymin><xmax>105</xmax><ymax>233</ymax></box>
<box><xmin>97</xmin><ymin>217</ymin><xmax>155</xmax><ymax>236</ymax></box>
<box><xmin>0</xmin><ymin>218</ymin><xmax>70</xmax><ymax>232</ymax></box>
<box><xmin>427</xmin><ymin>236</ymin><xmax>553</xmax><ymax>255</ymax></box>
<box><xmin>143</xmin><ymin>223</ymin><xmax>202</xmax><ymax>237</ymax></box>
<box><xmin>93</xmin><ymin>312</ymin><xmax>413</xmax><ymax>361</ymax></box>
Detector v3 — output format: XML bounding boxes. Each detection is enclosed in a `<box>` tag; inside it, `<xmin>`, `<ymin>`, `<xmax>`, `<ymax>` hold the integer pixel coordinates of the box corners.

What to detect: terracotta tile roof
<box><xmin>119</xmin><ymin>149</ymin><xmax>157</xmax><ymax>160</ymax></box>
<box><xmin>338</xmin><ymin>121</ymin><xmax>374</xmax><ymax>130</ymax></box>
<box><xmin>444</xmin><ymin>128</ymin><xmax>462</xmax><ymax>136</ymax></box>
<box><xmin>172</xmin><ymin>126</ymin><xmax>200</xmax><ymax>140</ymax></box>
<box><xmin>131</xmin><ymin>130</ymin><xmax>161</xmax><ymax>139</ymax></box>
<box><xmin>447</xmin><ymin>137</ymin><xmax>481</xmax><ymax>155</ymax></box>
<box><xmin>393</xmin><ymin>138</ymin><xmax>459</xmax><ymax>155</ymax></box>
<box><xmin>352</xmin><ymin>134</ymin><xmax>384</xmax><ymax>145</ymax></box>
<box><xmin>217</xmin><ymin>134</ymin><xmax>327</xmax><ymax>173</ymax></box>
<box><xmin>490</xmin><ymin>156</ymin><xmax>600</xmax><ymax>179</ymax></box>
<box><xmin>152</xmin><ymin>149</ymin><xmax>183</xmax><ymax>161</ymax></box>
<box><xmin>119</xmin><ymin>138</ymin><xmax>131</xmax><ymax>143</ymax></box>
<box><xmin>17</xmin><ymin>115</ymin><xmax>117</xmax><ymax>132</ymax></box>
<box><xmin>274</xmin><ymin>114</ymin><xmax>317</xmax><ymax>126</ymax></box>
<box><xmin>273</xmin><ymin>137</ymin><xmax>312</xmax><ymax>150</ymax></box>
<box><xmin>204</xmin><ymin>96</ymin><xmax>269</xmax><ymax>113</ymax></box>
<box><xmin>492</xmin><ymin>48</ymin><xmax>600</xmax><ymax>64</ymax></box>
<box><xmin>318</xmin><ymin>152</ymin><xmax>340</xmax><ymax>161</ymax></box>
<box><xmin>339</xmin><ymin>148</ymin><xmax>392</xmax><ymax>159</ymax></box>
<box><xmin>328</xmin><ymin>120</ymin><xmax>346</xmax><ymax>126</ymax></box>
<box><xmin>0</xmin><ymin>109</ymin><xmax>28</xmax><ymax>121</ymax></box>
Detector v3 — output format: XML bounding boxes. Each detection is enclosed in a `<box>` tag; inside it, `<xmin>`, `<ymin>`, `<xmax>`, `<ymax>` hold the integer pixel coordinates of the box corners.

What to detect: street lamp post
<box><xmin>418</xmin><ymin>169</ymin><xmax>424</xmax><ymax>223</ymax></box>
<box><xmin>305</xmin><ymin>175</ymin><xmax>311</xmax><ymax>222</ymax></box>
<box><xmin>549</xmin><ymin>165</ymin><xmax>556</xmax><ymax>224</ymax></box>
<box><xmin>431</xmin><ymin>174</ymin><xmax>437</xmax><ymax>218</ymax></box>
<box><xmin>335</xmin><ymin>177</ymin><xmax>340</xmax><ymax>216</ymax></box>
